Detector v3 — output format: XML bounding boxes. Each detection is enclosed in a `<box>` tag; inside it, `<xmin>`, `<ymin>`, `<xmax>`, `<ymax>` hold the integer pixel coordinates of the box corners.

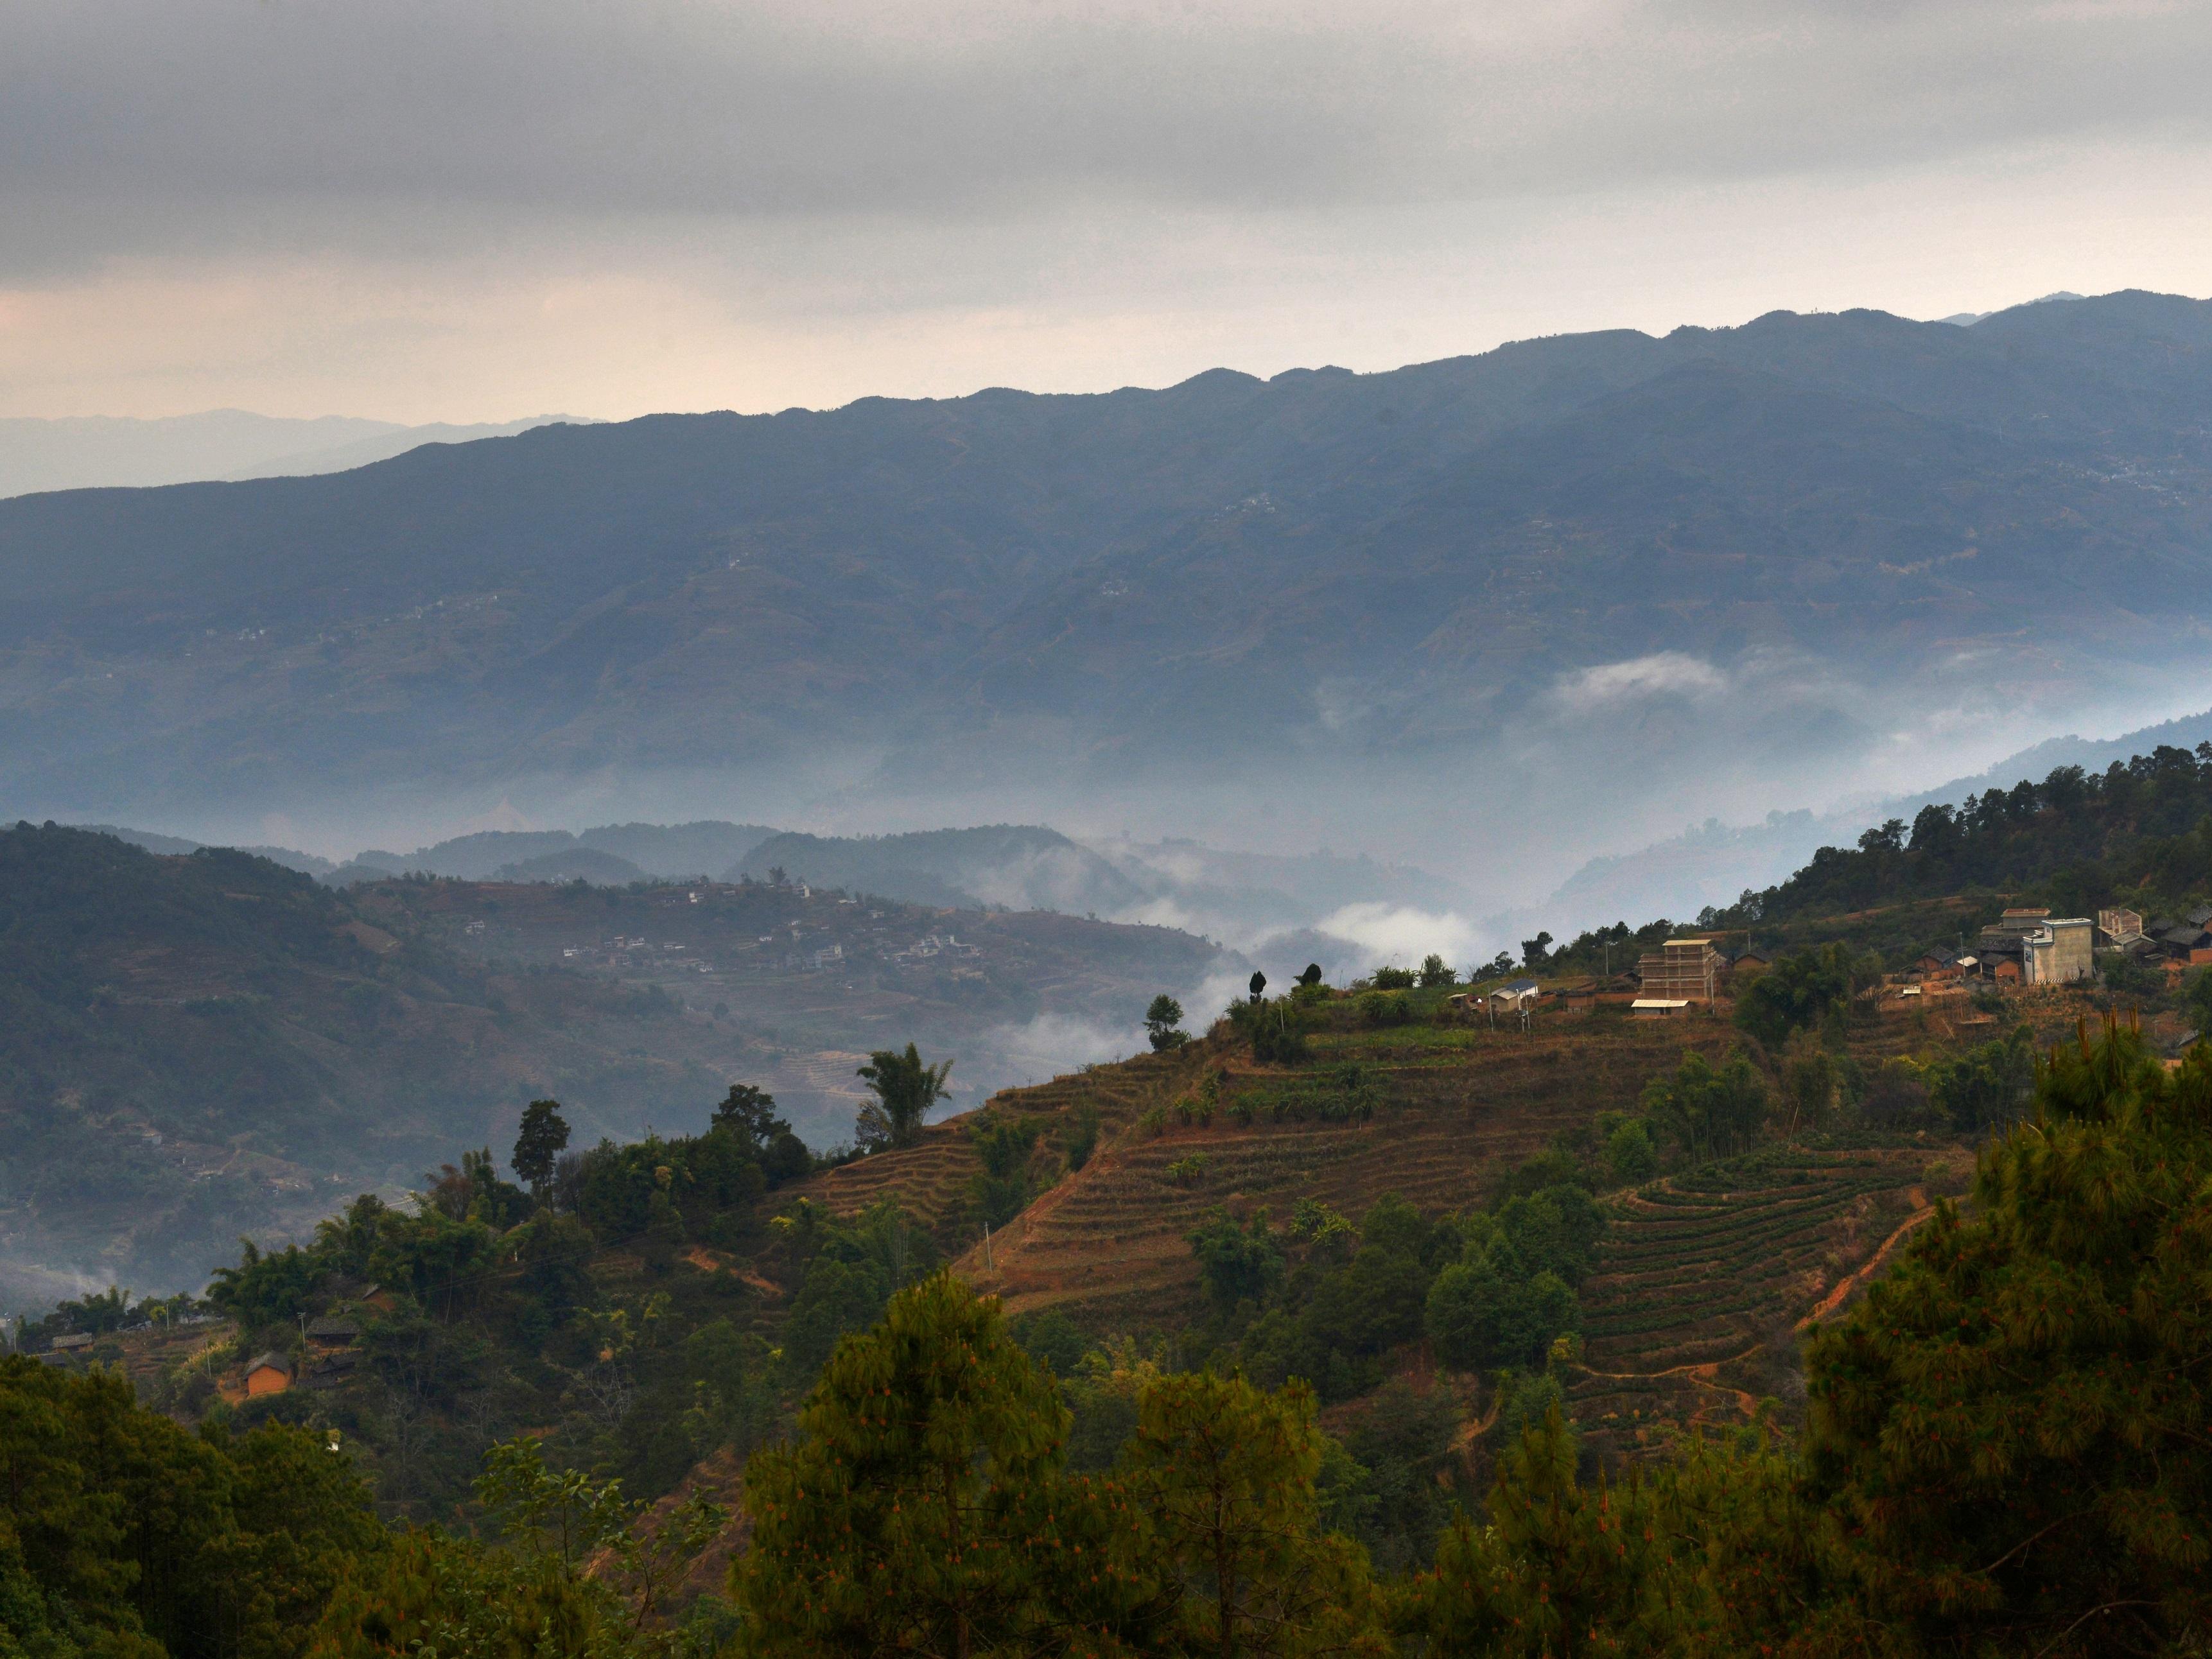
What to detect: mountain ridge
<box><xmin>8</xmin><ymin>290</ymin><xmax>2212</xmax><ymax>890</ymax></box>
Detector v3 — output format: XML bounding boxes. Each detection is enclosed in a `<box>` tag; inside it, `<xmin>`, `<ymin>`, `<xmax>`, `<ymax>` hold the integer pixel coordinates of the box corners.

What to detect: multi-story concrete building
<box><xmin>2023</xmin><ymin>917</ymin><xmax>2095</xmax><ymax>985</ymax></box>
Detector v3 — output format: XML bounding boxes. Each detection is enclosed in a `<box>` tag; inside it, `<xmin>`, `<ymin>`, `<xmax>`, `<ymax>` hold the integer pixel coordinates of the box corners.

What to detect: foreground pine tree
<box><xmin>1800</xmin><ymin>1020</ymin><xmax>2212</xmax><ymax>1656</ymax></box>
<box><xmin>733</xmin><ymin>1271</ymin><xmax>1168</xmax><ymax>1657</ymax></box>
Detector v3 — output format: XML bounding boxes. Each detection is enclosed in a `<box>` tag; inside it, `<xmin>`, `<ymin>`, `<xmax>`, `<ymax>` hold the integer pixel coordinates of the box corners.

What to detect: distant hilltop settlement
<box><xmin>1461</xmin><ymin>906</ymin><xmax>2209</xmax><ymax>1028</ymax></box>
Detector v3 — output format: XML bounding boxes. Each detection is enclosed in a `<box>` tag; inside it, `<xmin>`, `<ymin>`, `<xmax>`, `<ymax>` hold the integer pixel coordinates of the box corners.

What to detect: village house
<box><xmin>1630</xmin><ymin>998</ymin><xmax>1693</xmax><ymax>1020</ymax></box>
<box><xmin>1972</xmin><ymin>908</ymin><xmax>2060</xmax><ymax>983</ymax></box>
<box><xmin>244</xmin><ymin>1352</ymin><xmax>295</xmax><ymax>1396</ymax></box>
<box><xmin>1486</xmin><ymin>978</ymin><xmax>1540</xmax><ymax>1011</ymax></box>
<box><xmin>2146</xmin><ymin>917</ymin><xmax>2212</xmax><ymax>967</ymax></box>
<box><xmin>1916</xmin><ymin>946</ymin><xmax>1965</xmax><ymax>980</ymax></box>
<box><xmin>1483</xmin><ymin>978</ymin><xmax>1542</xmax><ymax>1027</ymax></box>
<box><xmin>2099</xmin><ymin>907</ymin><xmax>2145</xmax><ymax>945</ymax></box>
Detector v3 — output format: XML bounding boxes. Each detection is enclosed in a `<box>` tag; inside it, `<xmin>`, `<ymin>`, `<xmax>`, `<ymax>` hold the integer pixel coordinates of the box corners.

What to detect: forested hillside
<box><xmin>10</xmin><ymin>1003</ymin><xmax>2208</xmax><ymax>1656</ymax></box>
<box><xmin>0</xmin><ymin>826</ymin><xmax>1225</xmax><ymax>1301</ymax></box>
<box><xmin>1723</xmin><ymin>739</ymin><xmax>2212</xmax><ymax>923</ymax></box>
<box><xmin>8</xmin><ymin>292</ymin><xmax>2212</xmax><ymax>833</ymax></box>
<box><xmin>0</xmin><ymin>824</ymin><xmax>727</xmax><ymax>1303</ymax></box>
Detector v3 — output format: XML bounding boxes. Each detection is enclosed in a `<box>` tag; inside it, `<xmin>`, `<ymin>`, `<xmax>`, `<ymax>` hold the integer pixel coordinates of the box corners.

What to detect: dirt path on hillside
<box><xmin>1575</xmin><ymin>1346</ymin><xmax>1766</xmax><ymax>1421</ymax></box>
<box><xmin>1797</xmin><ymin>1204</ymin><xmax>1935</xmax><ymax>1330</ymax></box>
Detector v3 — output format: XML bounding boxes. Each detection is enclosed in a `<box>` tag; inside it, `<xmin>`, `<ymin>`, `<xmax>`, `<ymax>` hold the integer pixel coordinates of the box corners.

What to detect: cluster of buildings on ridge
<box><xmin>1913</xmin><ymin>905</ymin><xmax>2212</xmax><ymax>987</ymax></box>
<box><xmin>1468</xmin><ymin>904</ymin><xmax>2212</xmax><ymax>1024</ymax></box>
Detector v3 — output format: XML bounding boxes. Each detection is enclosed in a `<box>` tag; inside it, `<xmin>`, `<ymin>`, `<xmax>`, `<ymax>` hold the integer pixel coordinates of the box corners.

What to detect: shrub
<box><xmin>1603</xmin><ymin>1118</ymin><xmax>1659</xmax><ymax>1185</ymax></box>
<box><xmin>1358</xmin><ymin>990</ymin><xmax>1413</xmax><ymax>1027</ymax></box>
<box><xmin>1061</xmin><ymin>1102</ymin><xmax>1101</xmax><ymax>1171</ymax></box>
<box><xmin>1189</xmin><ymin>1207</ymin><xmax>1283</xmax><ymax>1312</ymax></box>
<box><xmin>1232</xmin><ymin>995</ymin><xmax>1311</xmax><ymax>1063</ymax></box>
<box><xmin>1370</xmin><ymin>966</ymin><xmax>1418</xmax><ymax>990</ymax></box>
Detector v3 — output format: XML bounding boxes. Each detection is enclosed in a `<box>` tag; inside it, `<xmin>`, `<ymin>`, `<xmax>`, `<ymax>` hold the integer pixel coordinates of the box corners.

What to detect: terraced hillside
<box><xmin>800</xmin><ymin>1048</ymin><xmax>1206</xmax><ymax>1256</ymax></box>
<box><xmin>1567</xmin><ymin>1146</ymin><xmax>1961</xmax><ymax>1456</ymax></box>
<box><xmin>784</xmin><ymin>979</ymin><xmax>2049</xmax><ymax>1450</ymax></box>
<box><xmin>796</xmin><ymin>1012</ymin><xmax>1763</xmax><ymax>1318</ymax></box>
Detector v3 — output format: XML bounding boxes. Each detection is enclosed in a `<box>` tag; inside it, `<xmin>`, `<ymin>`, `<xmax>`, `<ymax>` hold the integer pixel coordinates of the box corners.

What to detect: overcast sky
<box><xmin>6</xmin><ymin>0</ymin><xmax>2211</xmax><ymax>422</ymax></box>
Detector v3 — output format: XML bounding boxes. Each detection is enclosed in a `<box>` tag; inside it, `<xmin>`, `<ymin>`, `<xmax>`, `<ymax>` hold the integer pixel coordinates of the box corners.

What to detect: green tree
<box><xmin>1189</xmin><ymin>1207</ymin><xmax>1284</xmax><ymax>1315</ymax></box>
<box><xmin>1424</xmin><ymin>1261</ymin><xmax>1579</xmax><ymax>1372</ymax></box>
<box><xmin>734</xmin><ymin>1272</ymin><xmax>1162</xmax><ymax>1657</ymax></box>
<box><xmin>0</xmin><ymin>1358</ymin><xmax>384</xmax><ymax>1659</ymax></box>
<box><xmin>1418</xmin><ymin>953</ymin><xmax>1458</xmax><ymax>988</ymax></box>
<box><xmin>204</xmin><ymin>1423</ymin><xmax>388</xmax><ymax>1659</ymax></box>
<box><xmin>1340</xmin><ymin>1378</ymin><xmax>1459</xmax><ymax>1574</ymax></box>
<box><xmin>1639</xmin><ymin>1049</ymin><xmax>1770</xmax><ymax>1162</ymax></box>
<box><xmin>2188</xmin><ymin>964</ymin><xmax>2212</xmax><ymax>1030</ymax></box>
<box><xmin>1416</xmin><ymin>1405</ymin><xmax>1657</xmax><ymax>1656</ymax></box>
<box><xmin>1800</xmin><ymin>1021</ymin><xmax>2212</xmax><ymax>1655</ymax></box>
<box><xmin>855</xmin><ymin>1043</ymin><xmax>953</xmax><ymax>1152</ymax></box>
<box><xmin>205</xmin><ymin>1240</ymin><xmax>320</xmax><ymax>1335</ymax></box>
<box><xmin>1120</xmin><ymin>1369</ymin><xmax>1388</xmax><ymax>1658</ymax></box>
<box><xmin>1601</xmin><ymin>1117</ymin><xmax>1657</xmax><ymax>1185</ymax></box>
<box><xmin>1733</xmin><ymin>941</ymin><xmax>1857</xmax><ymax>1048</ymax></box>
<box><xmin>1145</xmin><ymin>993</ymin><xmax>1190</xmax><ymax>1052</ymax></box>
<box><xmin>713</xmin><ymin>1081</ymin><xmax>813</xmax><ymax>1185</ymax></box>
<box><xmin>1921</xmin><ymin>1021</ymin><xmax>2037</xmax><ymax>1132</ymax></box>
<box><xmin>1299</xmin><ymin>1247</ymin><xmax>1427</xmax><ymax>1361</ymax></box>
<box><xmin>510</xmin><ymin>1099</ymin><xmax>570</xmax><ymax>1202</ymax></box>
<box><xmin>968</xmin><ymin>1111</ymin><xmax>1043</xmax><ymax>1229</ymax></box>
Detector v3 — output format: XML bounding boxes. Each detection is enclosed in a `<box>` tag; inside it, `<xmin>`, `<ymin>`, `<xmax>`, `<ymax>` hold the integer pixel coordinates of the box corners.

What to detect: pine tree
<box><xmin>1120</xmin><ymin>1369</ymin><xmax>1388</xmax><ymax>1658</ymax></box>
<box><xmin>1802</xmin><ymin>1019</ymin><xmax>2212</xmax><ymax>1656</ymax></box>
<box><xmin>733</xmin><ymin>1272</ymin><xmax>1167</xmax><ymax>1657</ymax></box>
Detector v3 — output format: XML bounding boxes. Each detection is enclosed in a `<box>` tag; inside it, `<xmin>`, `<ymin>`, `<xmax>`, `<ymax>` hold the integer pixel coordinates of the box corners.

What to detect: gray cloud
<box><xmin>7</xmin><ymin>0</ymin><xmax>2211</xmax><ymax>275</ymax></box>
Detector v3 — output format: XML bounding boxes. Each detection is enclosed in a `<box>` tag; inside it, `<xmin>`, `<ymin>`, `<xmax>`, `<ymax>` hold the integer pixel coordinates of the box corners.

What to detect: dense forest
<box><xmin>1718</xmin><ymin>742</ymin><xmax>2212</xmax><ymax>924</ymax></box>
<box><xmin>4</xmin><ymin>1022</ymin><xmax>2209</xmax><ymax>1655</ymax></box>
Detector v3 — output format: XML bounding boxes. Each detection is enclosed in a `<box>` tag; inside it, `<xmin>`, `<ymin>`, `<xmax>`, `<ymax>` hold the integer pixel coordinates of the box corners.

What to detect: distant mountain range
<box><xmin>0</xmin><ymin>410</ymin><xmax>593</xmax><ymax>498</ymax></box>
<box><xmin>80</xmin><ymin>815</ymin><xmax>1469</xmax><ymax>982</ymax></box>
<box><xmin>0</xmin><ymin>824</ymin><xmax>1232</xmax><ymax>1299</ymax></box>
<box><xmin>10</xmin><ymin>289</ymin><xmax>2212</xmax><ymax>889</ymax></box>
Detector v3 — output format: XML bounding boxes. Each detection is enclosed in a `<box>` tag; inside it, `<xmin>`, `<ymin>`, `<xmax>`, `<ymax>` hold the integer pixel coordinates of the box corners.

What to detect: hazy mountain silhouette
<box><xmin>7</xmin><ymin>291</ymin><xmax>2210</xmax><ymax>860</ymax></box>
<box><xmin>0</xmin><ymin>410</ymin><xmax>591</xmax><ymax>498</ymax></box>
